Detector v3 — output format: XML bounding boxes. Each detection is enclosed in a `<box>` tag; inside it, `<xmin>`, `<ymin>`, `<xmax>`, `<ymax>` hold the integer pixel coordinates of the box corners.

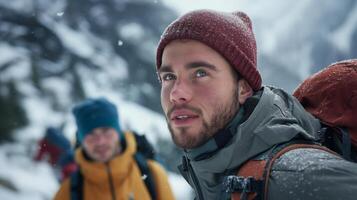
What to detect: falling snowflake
<box><xmin>142</xmin><ymin>174</ymin><xmax>147</xmax><ymax>180</ymax></box>
<box><xmin>57</xmin><ymin>12</ymin><xmax>64</xmax><ymax>17</ymax></box>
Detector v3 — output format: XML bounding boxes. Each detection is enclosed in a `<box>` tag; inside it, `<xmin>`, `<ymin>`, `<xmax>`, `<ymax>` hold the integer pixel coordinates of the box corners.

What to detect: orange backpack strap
<box><xmin>224</xmin><ymin>143</ymin><xmax>339</xmax><ymax>200</ymax></box>
<box><xmin>223</xmin><ymin>158</ymin><xmax>267</xmax><ymax>200</ymax></box>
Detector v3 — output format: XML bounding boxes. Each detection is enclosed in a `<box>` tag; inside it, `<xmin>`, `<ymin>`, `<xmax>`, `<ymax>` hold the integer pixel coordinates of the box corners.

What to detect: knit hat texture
<box><xmin>72</xmin><ymin>98</ymin><xmax>122</xmax><ymax>143</ymax></box>
<box><xmin>156</xmin><ymin>9</ymin><xmax>262</xmax><ymax>91</ymax></box>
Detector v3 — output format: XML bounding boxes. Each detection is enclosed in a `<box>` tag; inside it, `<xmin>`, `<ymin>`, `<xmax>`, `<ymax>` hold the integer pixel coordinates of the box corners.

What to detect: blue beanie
<box><xmin>72</xmin><ymin>98</ymin><xmax>122</xmax><ymax>143</ymax></box>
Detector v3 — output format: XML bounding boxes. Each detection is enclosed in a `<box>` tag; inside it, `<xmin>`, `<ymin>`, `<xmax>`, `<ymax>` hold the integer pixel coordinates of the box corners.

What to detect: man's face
<box><xmin>159</xmin><ymin>40</ymin><xmax>240</xmax><ymax>149</ymax></box>
<box><xmin>83</xmin><ymin>127</ymin><xmax>120</xmax><ymax>162</ymax></box>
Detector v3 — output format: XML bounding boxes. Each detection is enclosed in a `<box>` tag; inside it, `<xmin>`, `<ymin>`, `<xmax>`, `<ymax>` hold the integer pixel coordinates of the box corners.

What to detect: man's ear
<box><xmin>238</xmin><ymin>79</ymin><xmax>253</xmax><ymax>104</ymax></box>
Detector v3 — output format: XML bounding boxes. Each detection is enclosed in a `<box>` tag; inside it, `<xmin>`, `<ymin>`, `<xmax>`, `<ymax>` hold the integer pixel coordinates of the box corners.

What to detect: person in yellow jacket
<box><xmin>54</xmin><ymin>98</ymin><xmax>175</xmax><ymax>200</ymax></box>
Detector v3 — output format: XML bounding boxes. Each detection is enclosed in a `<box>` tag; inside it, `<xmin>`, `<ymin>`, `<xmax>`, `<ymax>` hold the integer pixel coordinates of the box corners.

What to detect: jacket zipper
<box><xmin>106</xmin><ymin>163</ymin><xmax>117</xmax><ymax>200</ymax></box>
<box><xmin>183</xmin><ymin>156</ymin><xmax>204</xmax><ymax>200</ymax></box>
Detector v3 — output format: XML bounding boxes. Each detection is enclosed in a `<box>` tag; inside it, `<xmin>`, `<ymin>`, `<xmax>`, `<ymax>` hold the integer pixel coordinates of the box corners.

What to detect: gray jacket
<box><xmin>179</xmin><ymin>87</ymin><xmax>357</xmax><ymax>200</ymax></box>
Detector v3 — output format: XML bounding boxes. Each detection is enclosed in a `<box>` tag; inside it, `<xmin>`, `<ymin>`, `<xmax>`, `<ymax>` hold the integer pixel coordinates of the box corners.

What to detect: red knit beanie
<box><xmin>293</xmin><ymin>59</ymin><xmax>357</xmax><ymax>145</ymax></box>
<box><xmin>156</xmin><ymin>9</ymin><xmax>262</xmax><ymax>91</ymax></box>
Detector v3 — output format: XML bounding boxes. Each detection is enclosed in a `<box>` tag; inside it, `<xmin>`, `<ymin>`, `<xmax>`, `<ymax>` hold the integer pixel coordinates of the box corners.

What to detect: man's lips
<box><xmin>170</xmin><ymin>109</ymin><xmax>199</xmax><ymax>125</ymax></box>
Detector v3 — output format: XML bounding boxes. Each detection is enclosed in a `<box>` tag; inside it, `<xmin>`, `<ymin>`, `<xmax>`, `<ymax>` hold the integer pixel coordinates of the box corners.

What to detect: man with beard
<box><xmin>54</xmin><ymin>98</ymin><xmax>175</xmax><ymax>200</ymax></box>
<box><xmin>156</xmin><ymin>9</ymin><xmax>357</xmax><ymax>200</ymax></box>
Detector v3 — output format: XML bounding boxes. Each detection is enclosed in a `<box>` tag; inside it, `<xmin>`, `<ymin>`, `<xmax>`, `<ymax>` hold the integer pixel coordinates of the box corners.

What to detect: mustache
<box><xmin>93</xmin><ymin>146</ymin><xmax>109</xmax><ymax>151</ymax></box>
<box><xmin>167</xmin><ymin>105</ymin><xmax>202</xmax><ymax>118</ymax></box>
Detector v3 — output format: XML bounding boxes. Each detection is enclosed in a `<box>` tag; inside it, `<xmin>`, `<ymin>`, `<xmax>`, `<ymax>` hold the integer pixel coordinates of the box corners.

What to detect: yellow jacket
<box><xmin>54</xmin><ymin>131</ymin><xmax>175</xmax><ymax>200</ymax></box>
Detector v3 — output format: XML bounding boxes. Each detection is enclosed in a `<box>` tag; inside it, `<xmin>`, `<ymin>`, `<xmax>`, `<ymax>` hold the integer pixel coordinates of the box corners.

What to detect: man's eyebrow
<box><xmin>158</xmin><ymin>61</ymin><xmax>218</xmax><ymax>73</ymax></box>
<box><xmin>186</xmin><ymin>61</ymin><xmax>217</xmax><ymax>71</ymax></box>
<box><xmin>158</xmin><ymin>65</ymin><xmax>172</xmax><ymax>73</ymax></box>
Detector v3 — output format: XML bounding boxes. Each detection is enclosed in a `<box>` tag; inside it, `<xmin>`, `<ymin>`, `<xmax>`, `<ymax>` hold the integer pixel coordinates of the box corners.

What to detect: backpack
<box><xmin>35</xmin><ymin>127</ymin><xmax>72</xmax><ymax>166</ymax></box>
<box><xmin>70</xmin><ymin>132</ymin><xmax>158</xmax><ymax>200</ymax></box>
<box><xmin>223</xmin><ymin>59</ymin><xmax>357</xmax><ymax>200</ymax></box>
<box><xmin>294</xmin><ymin>59</ymin><xmax>357</xmax><ymax>162</ymax></box>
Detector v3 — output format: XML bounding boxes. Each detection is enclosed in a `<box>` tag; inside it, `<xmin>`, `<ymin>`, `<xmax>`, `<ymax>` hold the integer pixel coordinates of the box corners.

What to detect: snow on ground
<box><xmin>169</xmin><ymin>172</ymin><xmax>194</xmax><ymax>199</ymax></box>
<box><xmin>0</xmin><ymin>143</ymin><xmax>58</xmax><ymax>200</ymax></box>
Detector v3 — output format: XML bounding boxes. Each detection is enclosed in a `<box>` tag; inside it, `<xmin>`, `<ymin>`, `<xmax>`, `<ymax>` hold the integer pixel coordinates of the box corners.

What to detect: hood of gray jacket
<box><xmin>181</xmin><ymin>86</ymin><xmax>321</xmax><ymax>200</ymax></box>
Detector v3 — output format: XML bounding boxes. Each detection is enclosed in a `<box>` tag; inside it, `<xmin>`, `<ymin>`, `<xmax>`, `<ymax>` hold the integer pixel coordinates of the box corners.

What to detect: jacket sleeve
<box><xmin>148</xmin><ymin>160</ymin><xmax>176</xmax><ymax>200</ymax></box>
<box><xmin>268</xmin><ymin>148</ymin><xmax>357</xmax><ymax>200</ymax></box>
<box><xmin>53</xmin><ymin>178</ymin><xmax>71</xmax><ymax>200</ymax></box>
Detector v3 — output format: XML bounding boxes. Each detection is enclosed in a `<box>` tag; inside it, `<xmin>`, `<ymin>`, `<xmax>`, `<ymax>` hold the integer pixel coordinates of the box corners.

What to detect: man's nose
<box><xmin>93</xmin><ymin>135</ymin><xmax>106</xmax><ymax>145</ymax></box>
<box><xmin>169</xmin><ymin>79</ymin><xmax>193</xmax><ymax>105</ymax></box>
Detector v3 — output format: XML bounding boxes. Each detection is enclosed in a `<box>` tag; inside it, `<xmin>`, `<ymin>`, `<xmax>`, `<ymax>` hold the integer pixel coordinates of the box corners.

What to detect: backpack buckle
<box><xmin>223</xmin><ymin>176</ymin><xmax>255</xmax><ymax>193</ymax></box>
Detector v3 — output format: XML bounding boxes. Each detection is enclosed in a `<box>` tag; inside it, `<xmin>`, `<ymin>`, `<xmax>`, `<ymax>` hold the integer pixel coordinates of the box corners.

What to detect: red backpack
<box><xmin>293</xmin><ymin>59</ymin><xmax>357</xmax><ymax>160</ymax></box>
<box><xmin>223</xmin><ymin>59</ymin><xmax>357</xmax><ymax>200</ymax></box>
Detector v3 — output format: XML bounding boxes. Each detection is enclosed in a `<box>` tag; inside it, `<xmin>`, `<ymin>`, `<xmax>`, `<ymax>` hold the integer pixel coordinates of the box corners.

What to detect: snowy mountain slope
<box><xmin>247</xmin><ymin>0</ymin><xmax>357</xmax><ymax>90</ymax></box>
<box><xmin>0</xmin><ymin>1</ymin><xmax>192</xmax><ymax>199</ymax></box>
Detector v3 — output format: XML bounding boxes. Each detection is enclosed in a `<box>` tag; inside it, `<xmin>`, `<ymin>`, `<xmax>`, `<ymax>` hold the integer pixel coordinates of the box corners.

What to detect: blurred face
<box><xmin>159</xmin><ymin>40</ymin><xmax>244</xmax><ymax>149</ymax></box>
<box><xmin>83</xmin><ymin>127</ymin><xmax>120</xmax><ymax>162</ymax></box>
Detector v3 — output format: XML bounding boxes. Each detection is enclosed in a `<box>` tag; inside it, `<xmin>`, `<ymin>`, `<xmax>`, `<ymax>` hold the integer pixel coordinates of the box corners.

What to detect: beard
<box><xmin>167</xmin><ymin>87</ymin><xmax>240</xmax><ymax>149</ymax></box>
<box><xmin>84</xmin><ymin>142</ymin><xmax>120</xmax><ymax>162</ymax></box>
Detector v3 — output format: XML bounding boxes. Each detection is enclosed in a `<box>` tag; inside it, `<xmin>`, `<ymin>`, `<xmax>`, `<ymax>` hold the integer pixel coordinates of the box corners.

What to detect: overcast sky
<box><xmin>161</xmin><ymin>0</ymin><xmax>248</xmax><ymax>14</ymax></box>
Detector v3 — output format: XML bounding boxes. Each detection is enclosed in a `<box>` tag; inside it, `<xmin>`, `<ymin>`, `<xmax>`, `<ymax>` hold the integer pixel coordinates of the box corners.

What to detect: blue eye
<box><xmin>196</xmin><ymin>69</ymin><xmax>207</xmax><ymax>77</ymax></box>
<box><xmin>162</xmin><ymin>73</ymin><xmax>176</xmax><ymax>81</ymax></box>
